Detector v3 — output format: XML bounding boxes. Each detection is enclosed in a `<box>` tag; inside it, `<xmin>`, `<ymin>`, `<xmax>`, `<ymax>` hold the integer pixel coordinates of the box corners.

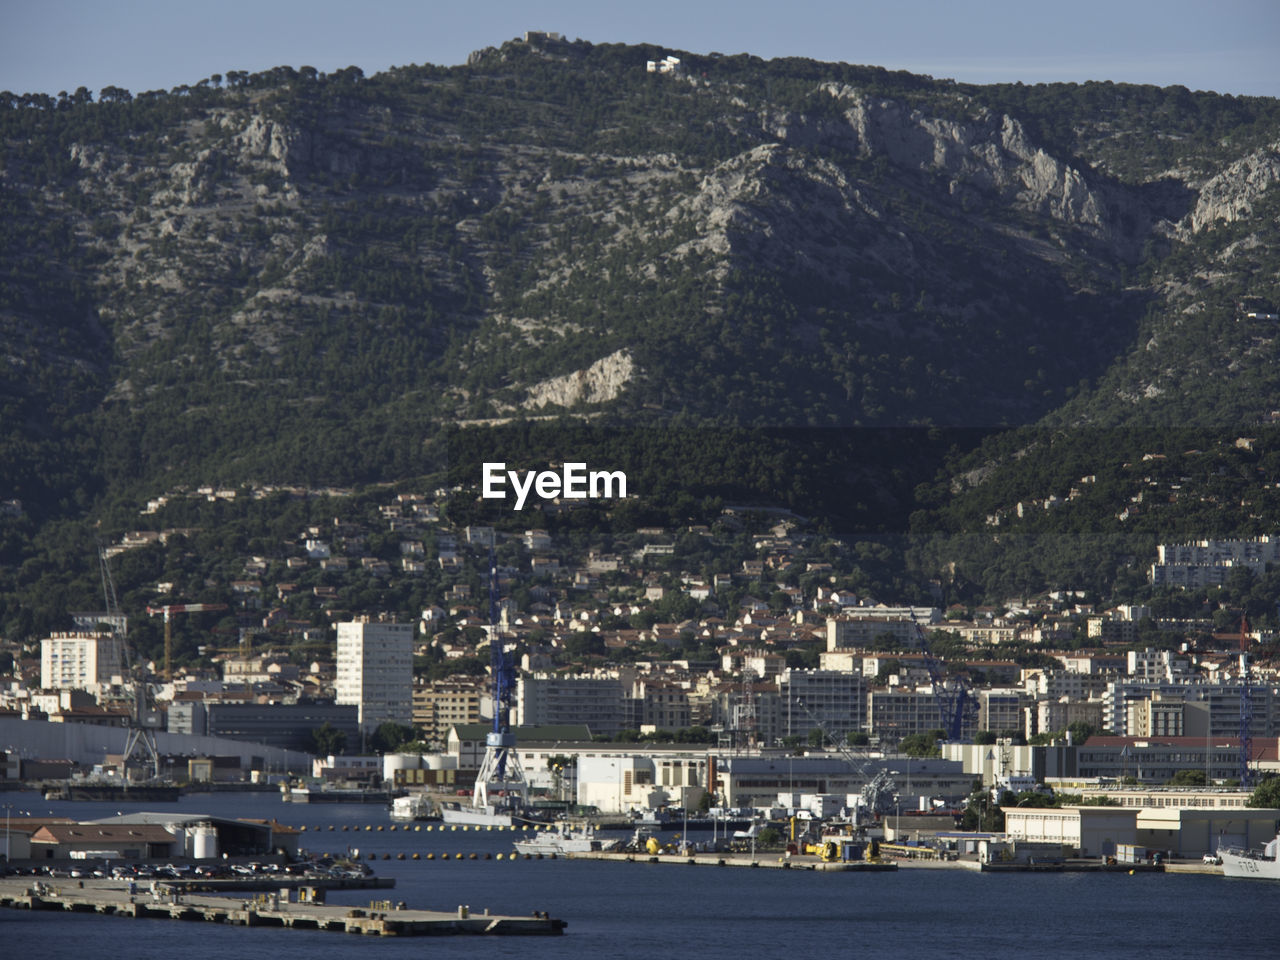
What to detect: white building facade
<box><xmin>335</xmin><ymin>620</ymin><xmax>414</xmax><ymax>732</ymax></box>
<box><xmin>40</xmin><ymin>632</ymin><xmax>122</xmax><ymax>691</ymax></box>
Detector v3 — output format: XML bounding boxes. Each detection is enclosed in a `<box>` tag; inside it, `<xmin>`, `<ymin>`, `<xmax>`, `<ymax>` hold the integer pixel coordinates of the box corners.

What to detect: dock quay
<box><xmin>0</xmin><ymin>877</ymin><xmax>566</xmax><ymax>936</ymax></box>
<box><xmin>568</xmin><ymin>850</ymin><xmax>897</xmax><ymax>872</ymax></box>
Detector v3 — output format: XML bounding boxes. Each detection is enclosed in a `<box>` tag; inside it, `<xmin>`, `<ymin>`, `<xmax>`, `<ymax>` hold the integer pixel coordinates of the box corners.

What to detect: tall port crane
<box><xmin>794</xmin><ymin>698</ymin><xmax>894</xmax><ymax>823</ymax></box>
<box><xmin>914</xmin><ymin>623</ymin><xmax>976</xmax><ymax>742</ymax></box>
<box><xmin>471</xmin><ymin>548</ymin><xmax>529</xmax><ymax>814</ymax></box>
<box><xmin>98</xmin><ymin>547</ymin><xmax>159</xmax><ymax>779</ymax></box>
<box><xmin>145</xmin><ymin>602</ymin><xmax>228</xmax><ymax>681</ymax></box>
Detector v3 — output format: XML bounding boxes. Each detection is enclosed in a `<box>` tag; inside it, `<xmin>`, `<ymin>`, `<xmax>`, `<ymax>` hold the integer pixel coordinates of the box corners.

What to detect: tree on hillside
<box><xmin>310</xmin><ymin>721</ymin><xmax>347</xmax><ymax>756</ymax></box>
<box><xmin>898</xmin><ymin>729</ymin><xmax>946</xmax><ymax>757</ymax></box>
<box><xmin>370</xmin><ymin>721</ymin><xmax>416</xmax><ymax>754</ymax></box>
<box><xmin>1247</xmin><ymin>775</ymin><xmax>1280</xmax><ymax>809</ymax></box>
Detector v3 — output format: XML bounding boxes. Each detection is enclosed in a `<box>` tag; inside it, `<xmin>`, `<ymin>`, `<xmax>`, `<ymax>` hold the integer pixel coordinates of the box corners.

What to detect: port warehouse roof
<box><xmin>74</xmin><ymin>812</ymin><xmax>292</xmax><ymax>856</ymax></box>
<box><xmin>0</xmin><ymin>716</ymin><xmax>314</xmax><ymax>770</ymax></box>
<box><xmin>1083</xmin><ymin>735</ymin><xmax>1280</xmax><ymax>764</ymax></box>
<box><xmin>23</xmin><ymin>822</ymin><xmax>186</xmax><ymax>859</ymax></box>
<box><xmin>3</xmin><ymin>813</ymin><xmax>294</xmax><ymax>860</ymax></box>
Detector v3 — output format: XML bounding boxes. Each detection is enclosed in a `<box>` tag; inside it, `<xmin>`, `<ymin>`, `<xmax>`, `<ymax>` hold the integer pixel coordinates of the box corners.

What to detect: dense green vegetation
<box><xmin>2</xmin><ymin>35</ymin><xmax>1279</xmax><ymax>634</ymax></box>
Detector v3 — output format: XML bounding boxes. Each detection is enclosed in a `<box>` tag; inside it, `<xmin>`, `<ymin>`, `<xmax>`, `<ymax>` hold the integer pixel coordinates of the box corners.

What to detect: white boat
<box><xmin>1219</xmin><ymin>833</ymin><xmax>1280</xmax><ymax>880</ymax></box>
<box><xmin>390</xmin><ymin>794</ymin><xmax>437</xmax><ymax>821</ymax></box>
<box><xmin>438</xmin><ymin>796</ymin><xmax>548</xmax><ymax>827</ymax></box>
<box><xmin>513</xmin><ymin>823</ymin><xmax>621</xmax><ymax>855</ymax></box>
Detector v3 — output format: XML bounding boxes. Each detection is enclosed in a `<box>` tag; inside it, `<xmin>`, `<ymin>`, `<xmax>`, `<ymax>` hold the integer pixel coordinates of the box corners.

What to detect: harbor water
<box><xmin>1</xmin><ymin>791</ymin><xmax>1273</xmax><ymax>959</ymax></box>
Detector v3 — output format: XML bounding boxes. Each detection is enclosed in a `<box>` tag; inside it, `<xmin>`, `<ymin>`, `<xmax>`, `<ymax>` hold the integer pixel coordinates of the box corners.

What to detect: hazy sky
<box><xmin>3</xmin><ymin>0</ymin><xmax>1278</xmax><ymax>99</ymax></box>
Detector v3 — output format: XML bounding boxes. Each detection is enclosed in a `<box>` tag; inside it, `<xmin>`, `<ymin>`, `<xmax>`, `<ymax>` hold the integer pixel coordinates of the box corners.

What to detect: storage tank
<box><xmin>191</xmin><ymin>822</ymin><xmax>218</xmax><ymax>859</ymax></box>
<box><xmin>383</xmin><ymin>752</ymin><xmax>457</xmax><ymax>779</ymax></box>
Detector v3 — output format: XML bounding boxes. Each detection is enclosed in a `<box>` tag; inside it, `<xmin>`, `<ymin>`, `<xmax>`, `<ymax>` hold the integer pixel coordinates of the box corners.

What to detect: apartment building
<box><xmin>335</xmin><ymin>619</ymin><xmax>414</xmax><ymax>732</ymax></box>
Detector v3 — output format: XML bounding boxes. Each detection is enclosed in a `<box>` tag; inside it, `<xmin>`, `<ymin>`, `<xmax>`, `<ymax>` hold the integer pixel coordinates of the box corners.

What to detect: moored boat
<box><xmin>390</xmin><ymin>794</ymin><xmax>438</xmax><ymax>821</ymax></box>
<box><xmin>513</xmin><ymin>822</ymin><xmax>621</xmax><ymax>855</ymax></box>
<box><xmin>1219</xmin><ymin>833</ymin><xmax>1280</xmax><ymax>880</ymax></box>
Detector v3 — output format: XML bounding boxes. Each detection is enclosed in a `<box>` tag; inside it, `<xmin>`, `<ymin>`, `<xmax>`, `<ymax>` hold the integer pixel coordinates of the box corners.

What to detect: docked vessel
<box><xmin>390</xmin><ymin>794</ymin><xmax>438</xmax><ymax>821</ymax></box>
<box><xmin>45</xmin><ymin>780</ymin><xmax>180</xmax><ymax>802</ymax></box>
<box><xmin>281</xmin><ymin>782</ymin><xmax>394</xmax><ymax>803</ymax></box>
<box><xmin>438</xmin><ymin>793</ymin><xmax>549</xmax><ymax>827</ymax></box>
<box><xmin>1219</xmin><ymin>833</ymin><xmax>1280</xmax><ymax>880</ymax></box>
<box><xmin>631</xmin><ymin>806</ymin><xmax>756</xmax><ymax>834</ymax></box>
<box><xmin>513</xmin><ymin>822</ymin><xmax>621</xmax><ymax>855</ymax></box>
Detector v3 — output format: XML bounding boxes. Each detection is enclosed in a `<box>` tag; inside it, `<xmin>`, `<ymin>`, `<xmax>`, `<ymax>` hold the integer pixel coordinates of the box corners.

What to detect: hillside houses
<box><xmin>10</xmin><ymin>480</ymin><xmax>1280</xmax><ymax>791</ymax></box>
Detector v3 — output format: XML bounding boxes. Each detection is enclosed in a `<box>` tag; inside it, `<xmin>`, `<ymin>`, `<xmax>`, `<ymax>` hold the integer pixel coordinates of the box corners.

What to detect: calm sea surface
<box><xmin>1</xmin><ymin>791</ymin><xmax>1274</xmax><ymax>960</ymax></box>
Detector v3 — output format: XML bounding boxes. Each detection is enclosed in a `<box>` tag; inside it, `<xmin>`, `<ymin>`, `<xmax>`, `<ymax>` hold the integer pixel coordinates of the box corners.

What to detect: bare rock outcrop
<box><xmin>1185</xmin><ymin>141</ymin><xmax>1280</xmax><ymax>233</ymax></box>
<box><xmin>524</xmin><ymin>349</ymin><xmax>636</xmax><ymax>409</ymax></box>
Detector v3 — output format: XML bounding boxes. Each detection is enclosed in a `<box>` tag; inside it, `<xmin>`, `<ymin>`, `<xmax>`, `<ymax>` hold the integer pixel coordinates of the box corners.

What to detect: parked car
<box><xmin>1203</xmin><ymin>853</ymin><xmax>1222</xmax><ymax>864</ymax></box>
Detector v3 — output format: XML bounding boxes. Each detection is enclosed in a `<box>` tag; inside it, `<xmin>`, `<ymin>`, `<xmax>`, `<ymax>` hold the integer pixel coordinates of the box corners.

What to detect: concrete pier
<box><xmin>568</xmin><ymin>850</ymin><xmax>898</xmax><ymax>871</ymax></box>
<box><xmin>0</xmin><ymin>878</ymin><xmax>565</xmax><ymax>936</ymax></box>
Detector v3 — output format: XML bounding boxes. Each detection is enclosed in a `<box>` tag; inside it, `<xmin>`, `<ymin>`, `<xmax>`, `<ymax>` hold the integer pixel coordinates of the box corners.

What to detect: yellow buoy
<box><xmin>426</xmin><ymin>853</ymin><xmax>434</xmax><ymax>860</ymax></box>
<box><xmin>414</xmin><ymin>825</ymin><xmax>420</xmax><ymax>832</ymax></box>
<box><xmin>496</xmin><ymin>853</ymin><xmax>504</xmax><ymax>861</ymax></box>
<box><xmin>412</xmin><ymin>852</ymin><xmax>420</xmax><ymax>860</ymax></box>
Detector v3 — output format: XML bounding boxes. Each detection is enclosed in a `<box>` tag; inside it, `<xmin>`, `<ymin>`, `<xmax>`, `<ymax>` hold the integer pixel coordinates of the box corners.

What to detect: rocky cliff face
<box><xmin>2</xmin><ymin>40</ymin><xmax>1278</xmax><ymax>501</ymax></box>
<box><xmin>1185</xmin><ymin>140</ymin><xmax>1280</xmax><ymax>233</ymax></box>
<box><xmin>523</xmin><ymin>349</ymin><xmax>637</xmax><ymax>411</ymax></box>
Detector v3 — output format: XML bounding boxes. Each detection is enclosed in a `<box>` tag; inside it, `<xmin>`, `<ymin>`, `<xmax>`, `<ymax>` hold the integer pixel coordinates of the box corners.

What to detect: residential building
<box><xmin>977</xmin><ymin>688</ymin><xmax>1026</xmax><ymax>734</ymax></box>
<box><xmin>516</xmin><ymin>673</ymin><xmax>630</xmax><ymax>737</ymax></box>
<box><xmin>40</xmin><ymin>632</ymin><xmax>123</xmax><ymax>691</ymax></box>
<box><xmin>1127</xmin><ymin>649</ymin><xmax>1196</xmax><ymax>682</ymax></box>
<box><xmin>632</xmin><ymin>678</ymin><xmax>692</xmax><ymax>732</ymax></box>
<box><xmin>778</xmin><ymin>669</ymin><xmax>867</xmax><ymax>742</ymax></box>
<box><xmin>335</xmin><ymin>619</ymin><xmax>414</xmax><ymax>732</ymax></box>
<box><xmin>827</xmin><ymin>617</ymin><xmax>923</xmax><ymax>650</ymax></box>
<box><xmin>1027</xmin><ymin>697</ymin><xmax>1105</xmax><ymax>739</ymax></box>
<box><xmin>412</xmin><ymin>678</ymin><xmax>487</xmax><ymax>742</ymax></box>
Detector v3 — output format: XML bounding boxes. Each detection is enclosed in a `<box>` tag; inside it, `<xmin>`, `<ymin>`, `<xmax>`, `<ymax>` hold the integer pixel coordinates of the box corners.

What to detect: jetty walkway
<box><xmin>0</xmin><ymin>877</ymin><xmax>565</xmax><ymax>936</ymax></box>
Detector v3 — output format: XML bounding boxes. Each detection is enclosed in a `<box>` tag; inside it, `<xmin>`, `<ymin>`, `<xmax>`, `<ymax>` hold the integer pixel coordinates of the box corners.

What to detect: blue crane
<box><xmin>914</xmin><ymin>623</ymin><xmax>976</xmax><ymax>742</ymax></box>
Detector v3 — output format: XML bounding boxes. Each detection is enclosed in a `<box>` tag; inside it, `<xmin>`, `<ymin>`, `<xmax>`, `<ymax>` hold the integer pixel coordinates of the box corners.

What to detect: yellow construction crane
<box><xmin>146</xmin><ymin>603</ymin><xmax>228</xmax><ymax>681</ymax></box>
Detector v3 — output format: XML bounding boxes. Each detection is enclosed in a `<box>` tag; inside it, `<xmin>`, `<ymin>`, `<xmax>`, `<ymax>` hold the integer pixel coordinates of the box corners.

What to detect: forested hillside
<box><xmin>2</xmin><ymin>34</ymin><xmax>1280</xmax><ymax>632</ymax></box>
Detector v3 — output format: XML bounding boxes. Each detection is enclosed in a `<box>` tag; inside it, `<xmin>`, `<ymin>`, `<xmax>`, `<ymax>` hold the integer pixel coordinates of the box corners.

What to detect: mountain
<box><xmin>2</xmin><ymin>35</ymin><xmax>1280</xmax><ymax>624</ymax></box>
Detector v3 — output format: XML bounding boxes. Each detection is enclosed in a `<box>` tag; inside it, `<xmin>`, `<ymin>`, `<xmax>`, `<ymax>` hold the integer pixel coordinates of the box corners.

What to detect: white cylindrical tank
<box><xmin>382</xmin><ymin>753</ymin><xmax>423</xmax><ymax>779</ymax></box>
<box><xmin>383</xmin><ymin>753</ymin><xmax>457</xmax><ymax>778</ymax></box>
<box><xmin>191</xmin><ymin>823</ymin><xmax>218</xmax><ymax>859</ymax></box>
